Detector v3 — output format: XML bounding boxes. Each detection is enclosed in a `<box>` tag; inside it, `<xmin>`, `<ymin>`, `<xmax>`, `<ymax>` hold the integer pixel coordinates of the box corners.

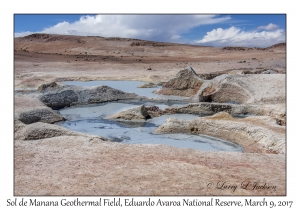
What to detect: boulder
<box><xmin>79</xmin><ymin>86</ymin><xmax>139</xmax><ymax>104</ymax></box>
<box><xmin>16</xmin><ymin>122</ymin><xmax>107</xmax><ymax>141</ymax></box>
<box><xmin>195</xmin><ymin>74</ymin><xmax>285</xmax><ymax>104</ymax></box>
<box><xmin>137</xmin><ymin>83</ymin><xmax>158</xmax><ymax>88</ymax></box>
<box><xmin>145</xmin><ymin>105</ymin><xmax>163</xmax><ymax>117</ymax></box>
<box><xmin>154</xmin><ymin>66</ymin><xmax>204</xmax><ymax>97</ymax></box>
<box><xmin>40</xmin><ymin>89</ymin><xmax>79</xmax><ymax>109</ymax></box>
<box><xmin>39</xmin><ymin>85</ymin><xmax>139</xmax><ymax>109</ymax></box>
<box><xmin>107</xmin><ymin>105</ymin><xmax>150</xmax><ymax>121</ymax></box>
<box><xmin>18</xmin><ymin>107</ymin><xmax>65</xmax><ymax>124</ymax></box>
<box><xmin>37</xmin><ymin>82</ymin><xmax>61</xmax><ymax>93</ymax></box>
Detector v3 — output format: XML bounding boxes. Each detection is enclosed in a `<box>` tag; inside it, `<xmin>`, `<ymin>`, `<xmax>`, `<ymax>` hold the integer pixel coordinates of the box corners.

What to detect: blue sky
<box><xmin>14</xmin><ymin>14</ymin><xmax>286</xmax><ymax>47</ymax></box>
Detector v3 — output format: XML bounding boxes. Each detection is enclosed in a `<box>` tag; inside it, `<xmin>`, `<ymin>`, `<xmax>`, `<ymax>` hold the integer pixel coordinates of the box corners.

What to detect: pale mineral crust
<box><xmin>14</xmin><ymin>34</ymin><xmax>286</xmax><ymax>196</ymax></box>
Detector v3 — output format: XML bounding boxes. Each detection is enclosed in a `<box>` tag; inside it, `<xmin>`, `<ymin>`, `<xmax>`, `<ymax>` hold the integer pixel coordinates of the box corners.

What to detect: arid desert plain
<box><xmin>14</xmin><ymin>33</ymin><xmax>286</xmax><ymax>195</ymax></box>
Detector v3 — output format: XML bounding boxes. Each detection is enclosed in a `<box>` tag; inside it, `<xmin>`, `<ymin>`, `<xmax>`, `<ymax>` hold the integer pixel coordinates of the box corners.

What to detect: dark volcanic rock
<box><xmin>19</xmin><ymin>108</ymin><xmax>65</xmax><ymax>124</ymax></box>
<box><xmin>40</xmin><ymin>90</ymin><xmax>79</xmax><ymax>109</ymax></box>
<box><xmin>39</xmin><ymin>84</ymin><xmax>139</xmax><ymax>109</ymax></box>
<box><xmin>86</xmin><ymin>86</ymin><xmax>137</xmax><ymax>103</ymax></box>
<box><xmin>145</xmin><ymin>105</ymin><xmax>163</xmax><ymax>117</ymax></box>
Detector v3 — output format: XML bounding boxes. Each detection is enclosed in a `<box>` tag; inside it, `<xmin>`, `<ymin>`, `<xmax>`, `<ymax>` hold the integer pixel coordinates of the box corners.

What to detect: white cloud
<box><xmin>14</xmin><ymin>15</ymin><xmax>231</xmax><ymax>42</ymax></box>
<box><xmin>14</xmin><ymin>31</ymin><xmax>33</xmax><ymax>37</ymax></box>
<box><xmin>195</xmin><ymin>26</ymin><xmax>285</xmax><ymax>47</ymax></box>
<box><xmin>257</xmin><ymin>23</ymin><xmax>279</xmax><ymax>31</ymax></box>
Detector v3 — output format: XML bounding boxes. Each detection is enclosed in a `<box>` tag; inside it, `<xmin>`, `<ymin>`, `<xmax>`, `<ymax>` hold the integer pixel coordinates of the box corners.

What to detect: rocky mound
<box><xmin>107</xmin><ymin>105</ymin><xmax>150</xmax><ymax>121</ymax></box>
<box><xmin>40</xmin><ymin>89</ymin><xmax>79</xmax><ymax>109</ymax></box>
<box><xmin>137</xmin><ymin>82</ymin><xmax>158</xmax><ymax>88</ymax></box>
<box><xmin>196</xmin><ymin>74</ymin><xmax>285</xmax><ymax>104</ymax></box>
<box><xmin>18</xmin><ymin>107</ymin><xmax>65</xmax><ymax>124</ymax></box>
<box><xmin>154</xmin><ymin>112</ymin><xmax>285</xmax><ymax>154</ymax></box>
<box><xmin>37</xmin><ymin>82</ymin><xmax>61</xmax><ymax>93</ymax></box>
<box><xmin>40</xmin><ymin>85</ymin><xmax>139</xmax><ymax>109</ymax></box>
<box><xmin>15</xmin><ymin>122</ymin><xmax>107</xmax><ymax>141</ymax></box>
<box><xmin>154</xmin><ymin>66</ymin><xmax>204</xmax><ymax>97</ymax></box>
<box><xmin>161</xmin><ymin>102</ymin><xmax>286</xmax><ymax>126</ymax></box>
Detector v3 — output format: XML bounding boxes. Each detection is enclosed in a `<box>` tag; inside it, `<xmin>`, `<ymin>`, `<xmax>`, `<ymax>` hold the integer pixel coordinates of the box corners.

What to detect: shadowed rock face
<box><xmin>155</xmin><ymin>66</ymin><xmax>204</xmax><ymax>97</ymax></box>
<box><xmin>107</xmin><ymin>105</ymin><xmax>150</xmax><ymax>121</ymax></box>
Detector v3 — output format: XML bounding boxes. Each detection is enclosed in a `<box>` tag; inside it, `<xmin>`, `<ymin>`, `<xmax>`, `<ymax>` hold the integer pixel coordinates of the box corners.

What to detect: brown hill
<box><xmin>14</xmin><ymin>33</ymin><xmax>286</xmax><ymax>88</ymax></box>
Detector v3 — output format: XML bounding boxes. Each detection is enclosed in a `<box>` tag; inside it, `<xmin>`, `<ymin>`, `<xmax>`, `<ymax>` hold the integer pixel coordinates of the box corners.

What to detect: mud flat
<box><xmin>57</xmin><ymin>101</ymin><xmax>244</xmax><ymax>152</ymax></box>
<box><xmin>14</xmin><ymin>34</ymin><xmax>286</xmax><ymax>195</ymax></box>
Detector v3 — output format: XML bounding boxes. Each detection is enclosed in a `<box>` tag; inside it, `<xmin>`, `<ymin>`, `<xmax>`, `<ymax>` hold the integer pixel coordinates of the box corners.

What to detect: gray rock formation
<box><xmin>18</xmin><ymin>107</ymin><xmax>65</xmax><ymax>124</ymax></box>
<box><xmin>154</xmin><ymin>66</ymin><xmax>204</xmax><ymax>97</ymax></box>
<box><xmin>195</xmin><ymin>74</ymin><xmax>285</xmax><ymax>104</ymax></box>
<box><xmin>40</xmin><ymin>89</ymin><xmax>79</xmax><ymax>109</ymax></box>
<box><xmin>79</xmin><ymin>86</ymin><xmax>138</xmax><ymax>104</ymax></box>
<box><xmin>107</xmin><ymin>105</ymin><xmax>150</xmax><ymax>121</ymax></box>
<box><xmin>17</xmin><ymin>122</ymin><xmax>107</xmax><ymax>141</ymax></box>
<box><xmin>160</xmin><ymin>102</ymin><xmax>286</xmax><ymax>126</ymax></box>
<box><xmin>163</xmin><ymin>102</ymin><xmax>239</xmax><ymax>115</ymax></box>
<box><xmin>137</xmin><ymin>83</ymin><xmax>158</xmax><ymax>88</ymax></box>
<box><xmin>37</xmin><ymin>82</ymin><xmax>62</xmax><ymax>93</ymax></box>
<box><xmin>154</xmin><ymin>112</ymin><xmax>285</xmax><ymax>154</ymax></box>
<box><xmin>39</xmin><ymin>84</ymin><xmax>139</xmax><ymax>109</ymax></box>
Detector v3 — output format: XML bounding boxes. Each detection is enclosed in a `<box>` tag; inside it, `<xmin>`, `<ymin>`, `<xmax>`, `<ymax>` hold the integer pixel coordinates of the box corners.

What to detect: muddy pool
<box><xmin>57</xmin><ymin>100</ymin><xmax>243</xmax><ymax>152</ymax></box>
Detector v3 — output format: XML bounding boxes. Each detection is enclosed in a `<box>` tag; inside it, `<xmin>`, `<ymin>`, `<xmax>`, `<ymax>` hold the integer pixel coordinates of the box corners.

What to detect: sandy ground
<box><xmin>15</xmin><ymin>137</ymin><xmax>285</xmax><ymax>196</ymax></box>
<box><xmin>14</xmin><ymin>34</ymin><xmax>286</xmax><ymax>195</ymax></box>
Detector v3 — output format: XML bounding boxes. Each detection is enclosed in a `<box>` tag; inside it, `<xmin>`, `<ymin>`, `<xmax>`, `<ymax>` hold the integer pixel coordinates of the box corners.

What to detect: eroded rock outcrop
<box><xmin>39</xmin><ymin>84</ymin><xmax>139</xmax><ymax>109</ymax></box>
<box><xmin>18</xmin><ymin>107</ymin><xmax>65</xmax><ymax>124</ymax></box>
<box><xmin>154</xmin><ymin>112</ymin><xmax>285</xmax><ymax>154</ymax></box>
<box><xmin>37</xmin><ymin>82</ymin><xmax>61</xmax><ymax>93</ymax></box>
<box><xmin>161</xmin><ymin>102</ymin><xmax>286</xmax><ymax>126</ymax></box>
<box><xmin>107</xmin><ymin>105</ymin><xmax>150</xmax><ymax>121</ymax></box>
<box><xmin>40</xmin><ymin>89</ymin><xmax>79</xmax><ymax>109</ymax></box>
<box><xmin>137</xmin><ymin>82</ymin><xmax>158</xmax><ymax>88</ymax></box>
<box><xmin>15</xmin><ymin>94</ymin><xmax>65</xmax><ymax>125</ymax></box>
<box><xmin>195</xmin><ymin>74</ymin><xmax>285</xmax><ymax>104</ymax></box>
<box><xmin>15</xmin><ymin>122</ymin><xmax>107</xmax><ymax>141</ymax></box>
<box><xmin>154</xmin><ymin>66</ymin><xmax>204</xmax><ymax>97</ymax></box>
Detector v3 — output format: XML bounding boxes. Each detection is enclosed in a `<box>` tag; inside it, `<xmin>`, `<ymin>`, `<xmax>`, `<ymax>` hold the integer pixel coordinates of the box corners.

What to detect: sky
<box><xmin>14</xmin><ymin>14</ymin><xmax>286</xmax><ymax>48</ymax></box>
